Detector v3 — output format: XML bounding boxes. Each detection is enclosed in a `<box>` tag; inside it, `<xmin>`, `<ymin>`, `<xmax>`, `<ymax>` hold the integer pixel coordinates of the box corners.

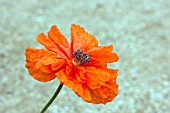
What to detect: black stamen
<box><xmin>72</xmin><ymin>49</ymin><xmax>83</xmax><ymax>57</ymax></box>
<box><xmin>72</xmin><ymin>50</ymin><xmax>90</xmax><ymax>65</ymax></box>
<box><xmin>81</xmin><ymin>54</ymin><xmax>90</xmax><ymax>65</ymax></box>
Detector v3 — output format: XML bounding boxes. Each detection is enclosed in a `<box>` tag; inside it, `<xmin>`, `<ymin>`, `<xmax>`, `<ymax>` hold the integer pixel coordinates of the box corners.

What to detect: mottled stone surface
<box><xmin>0</xmin><ymin>0</ymin><xmax>170</xmax><ymax>113</ymax></box>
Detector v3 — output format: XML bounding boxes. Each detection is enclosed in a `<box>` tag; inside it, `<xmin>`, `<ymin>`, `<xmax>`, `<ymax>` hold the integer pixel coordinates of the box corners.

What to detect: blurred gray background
<box><xmin>0</xmin><ymin>0</ymin><xmax>170</xmax><ymax>113</ymax></box>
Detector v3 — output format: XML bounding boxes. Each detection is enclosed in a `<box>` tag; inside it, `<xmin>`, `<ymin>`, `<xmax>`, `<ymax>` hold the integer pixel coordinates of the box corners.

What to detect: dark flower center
<box><xmin>72</xmin><ymin>49</ymin><xmax>90</xmax><ymax>65</ymax></box>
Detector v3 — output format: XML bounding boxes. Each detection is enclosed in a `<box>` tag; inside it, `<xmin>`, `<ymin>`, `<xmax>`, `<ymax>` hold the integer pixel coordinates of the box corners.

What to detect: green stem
<box><xmin>40</xmin><ymin>83</ymin><xmax>63</xmax><ymax>113</ymax></box>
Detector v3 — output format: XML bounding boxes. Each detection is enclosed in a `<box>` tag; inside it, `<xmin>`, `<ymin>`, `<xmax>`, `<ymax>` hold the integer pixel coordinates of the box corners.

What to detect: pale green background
<box><xmin>0</xmin><ymin>0</ymin><xmax>169</xmax><ymax>113</ymax></box>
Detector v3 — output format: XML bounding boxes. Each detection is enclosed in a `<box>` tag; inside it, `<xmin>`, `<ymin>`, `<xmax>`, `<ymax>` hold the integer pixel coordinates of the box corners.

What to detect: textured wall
<box><xmin>0</xmin><ymin>0</ymin><xmax>170</xmax><ymax>113</ymax></box>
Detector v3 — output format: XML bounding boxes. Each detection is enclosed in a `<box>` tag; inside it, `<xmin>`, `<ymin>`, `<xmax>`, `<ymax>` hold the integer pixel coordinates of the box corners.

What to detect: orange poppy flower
<box><xmin>25</xmin><ymin>24</ymin><xmax>119</xmax><ymax>104</ymax></box>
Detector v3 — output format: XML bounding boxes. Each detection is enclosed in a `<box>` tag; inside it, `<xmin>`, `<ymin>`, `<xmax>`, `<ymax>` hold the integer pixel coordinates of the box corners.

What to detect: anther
<box><xmin>72</xmin><ymin>50</ymin><xmax>83</xmax><ymax>57</ymax></box>
<box><xmin>81</xmin><ymin>54</ymin><xmax>90</xmax><ymax>65</ymax></box>
<box><xmin>72</xmin><ymin>49</ymin><xmax>90</xmax><ymax>65</ymax></box>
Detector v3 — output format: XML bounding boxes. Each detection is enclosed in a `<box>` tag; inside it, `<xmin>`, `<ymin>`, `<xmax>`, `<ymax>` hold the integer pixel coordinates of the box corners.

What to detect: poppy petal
<box><xmin>86</xmin><ymin>61</ymin><xmax>107</xmax><ymax>67</ymax></box>
<box><xmin>56</xmin><ymin>65</ymin><xmax>118</xmax><ymax>104</ymax></box>
<box><xmin>37</xmin><ymin>33</ymin><xmax>69</xmax><ymax>59</ymax></box>
<box><xmin>48</xmin><ymin>25</ymin><xmax>71</xmax><ymax>58</ymax></box>
<box><xmin>77</xmin><ymin>66</ymin><xmax>118</xmax><ymax>104</ymax></box>
<box><xmin>87</xmin><ymin>45</ymin><xmax>119</xmax><ymax>63</ymax></box>
<box><xmin>83</xmin><ymin>66</ymin><xmax>118</xmax><ymax>89</ymax></box>
<box><xmin>56</xmin><ymin>67</ymin><xmax>92</xmax><ymax>102</ymax></box>
<box><xmin>88</xmin><ymin>83</ymin><xmax>118</xmax><ymax>104</ymax></box>
<box><xmin>25</xmin><ymin>48</ymin><xmax>66</xmax><ymax>82</ymax></box>
<box><xmin>70</xmin><ymin>24</ymin><xmax>98</xmax><ymax>52</ymax></box>
<box><xmin>48</xmin><ymin>25</ymin><xmax>69</xmax><ymax>48</ymax></box>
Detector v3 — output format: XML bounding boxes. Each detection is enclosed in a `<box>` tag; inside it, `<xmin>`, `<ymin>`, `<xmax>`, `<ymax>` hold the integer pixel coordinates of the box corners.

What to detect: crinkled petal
<box><xmin>87</xmin><ymin>45</ymin><xmax>119</xmax><ymax>63</ymax></box>
<box><xmin>37</xmin><ymin>26</ymin><xmax>70</xmax><ymax>59</ymax></box>
<box><xmin>70</xmin><ymin>24</ymin><xmax>98</xmax><ymax>52</ymax></box>
<box><xmin>25</xmin><ymin>48</ymin><xmax>66</xmax><ymax>82</ymax></box>
<box><xmin>48</xmin><ymin>25</ymin><xmax>69</xmax><ymax>48</ymax></box>
<box><xmin>93</xmin><ymin>62</ymin><xmax>107</xmax><ymax>67</ymax></box>
<box><xmin>81</xmin><ymin>66</ymin><xmax>118</xmax><ymax>89</ymax></box>
<box><xmin>83</xmin><ymin>66</ymin><xmax>118</xmax><ymax>104</ymax></box>
<box><xmin>56</xmin><ymin>64</ymin><xmax>118</xmax><ymax>104</ymax></box>
<box><xmin>88</xmin><ymin>83</ymin><xmax>118</xmax><ymax>104</ymax></box>
<box><xmin>56</xmin><ymin>67</ymin><xmax>92</xmax><ymax>101</ymax></box>
<box><xmin>48</xmin><ymin>25</ymin><xmax>71</xmax><ymax>59</ymax></box>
